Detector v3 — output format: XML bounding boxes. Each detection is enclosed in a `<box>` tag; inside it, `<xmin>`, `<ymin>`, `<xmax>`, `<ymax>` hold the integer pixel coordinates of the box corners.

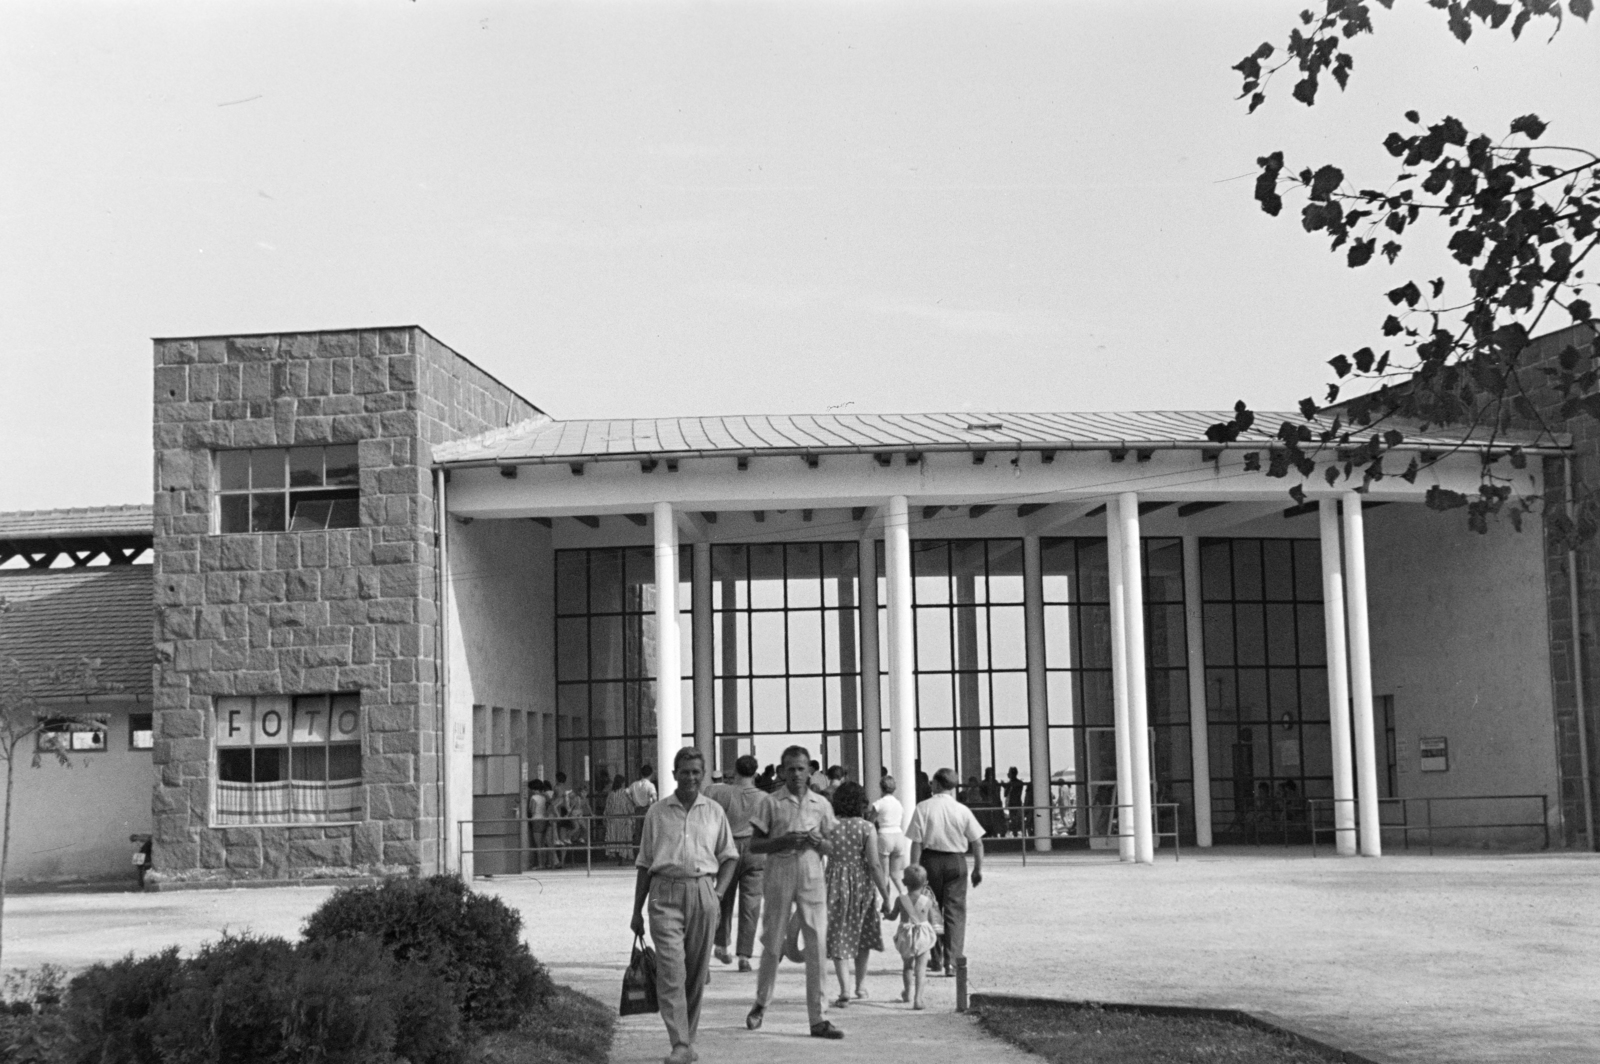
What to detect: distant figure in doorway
<box><xmin>825</xmin><ymin>765</ymin><xmax>847</xmax><ymax>797</ymax></box>
<box><xmin>526</xmin><ymin>780</ymin><xmax>551</xmax><ymax>870</ymax></box>
<box><xmin>916</xmin><ymin>769</ymin><xmax>932</xmax><ymax>803</ymax></box>
<box><xmin>707</xmin><ymin>755</ymin><xmax>768</xmax><ymax>972</ymax></box>
<box><xmin>604</xmin><ymin>775</ymin><xmax>634</xmax><ymax>863</ymax></box>
<box><xmin>745</xmin><ymin>746</ymin><xmax>843</xmax><ymax>1041</ymax></box>
<box><xmin>889</xmin><ymin>864</ymin><xmax>943</xmax><ymax>1010</ymax></box>
<box><xmin>808</xmin><ymin>760</ymin><xmax>828</xmax><ymax>794</ymax></box>
<box><xmin>1003</xmin><ymin>767</ymin><xmax>1027</xmax><ymax>837</ymax></box>
<box><xmin>825</xmin><ymin>782</ymin><xmax>892</xmax><ymax>1007</ymax></box>
<box><xmin>907</xmin><ymin>768</ymin><xmax>986</xmax><ymax>976</ymax></box>
<box><xmin>871</xmin><ymin>775</ymin><xmax>911</xmax><ymax>889</ymax></box>
<box><xmin>756</xmin><ymin>764</ymin><xmax>777</xmax><ymax>793</ymax></box>
<box><xmin>630</xmin><ymin>764</ymin><xmax>659</xmax><ymax>811</ymax></box>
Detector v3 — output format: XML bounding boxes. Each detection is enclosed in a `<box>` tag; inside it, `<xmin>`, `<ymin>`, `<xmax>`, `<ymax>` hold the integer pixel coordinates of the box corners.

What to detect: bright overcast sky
<box><xmin>2</xmin><ymin>1</ymin><xmax>1597</xmax><ymax>510</ymax></box>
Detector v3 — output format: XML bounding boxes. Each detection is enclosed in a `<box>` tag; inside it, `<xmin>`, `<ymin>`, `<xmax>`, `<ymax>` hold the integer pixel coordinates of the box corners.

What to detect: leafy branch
<box><xmin>1220</xmin><ymin>2</ymin><xmax>1600</xmax><ymax>542</ymax></box>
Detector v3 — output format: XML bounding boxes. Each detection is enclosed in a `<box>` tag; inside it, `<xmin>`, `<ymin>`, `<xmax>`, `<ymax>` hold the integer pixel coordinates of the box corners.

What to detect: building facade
<box><xmin>7</xmin><ymin>324</ymin><xmax>1594</xmax><ymax>888</ymax></box>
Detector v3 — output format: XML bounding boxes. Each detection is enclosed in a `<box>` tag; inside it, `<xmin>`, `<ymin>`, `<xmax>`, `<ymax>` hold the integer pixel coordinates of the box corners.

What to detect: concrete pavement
<box><xmin>5</xmin><ymin>848</ymin><xmax>1596</xmax><ymax>1064</ymax></box>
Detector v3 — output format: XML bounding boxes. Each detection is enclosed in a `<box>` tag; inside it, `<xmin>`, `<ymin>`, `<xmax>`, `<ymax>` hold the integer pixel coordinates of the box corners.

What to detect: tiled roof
<box><xmin>432</xmin><ymin>411</ymin><xmax>1565</xmax><ymax>465</ymax></box>
<box><xmin>0</xmin><ymin>506</ymin><xmax>153</xmax><ymax>540</ymax></box>
<box><xmin>0</xmin><ymin>567</ymin><xmax>152</xmax><ymax>699</ymax></box>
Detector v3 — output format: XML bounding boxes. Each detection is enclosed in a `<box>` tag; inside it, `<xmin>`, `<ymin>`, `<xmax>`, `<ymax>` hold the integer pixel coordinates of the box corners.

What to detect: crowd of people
<box><xmin>628</xmin><ymin>746</ymin><xmax>986</xmax><ymax>1064</ymax></box>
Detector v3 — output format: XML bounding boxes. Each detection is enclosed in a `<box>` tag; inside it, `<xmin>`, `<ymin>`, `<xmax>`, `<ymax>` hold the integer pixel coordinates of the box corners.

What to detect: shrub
<box><xmin>303</xmin><ymin>874</ymin><xmax>553</xmax><ymax>1032</ymax></box>
<box><xmin>63</xmin><ymin>947</ymin><xmax>183</xmax><ymax>1064</ymax></box>
<box><xmin>145</xmin><ymin>933</ymin><xmax>299</xmax><ymax>1064</ymax></box>
<box><xmin>2</xmin><ymin>967</ymin><xmax>71</xmax><ymax>1064</ymax></box>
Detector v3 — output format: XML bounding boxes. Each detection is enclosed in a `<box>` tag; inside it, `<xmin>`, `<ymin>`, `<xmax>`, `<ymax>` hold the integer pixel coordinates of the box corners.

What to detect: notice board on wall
<box><xmin>1418</xmin><ymin>736</ymin><xmax>1448</xmax><ymax>773</ymax></box>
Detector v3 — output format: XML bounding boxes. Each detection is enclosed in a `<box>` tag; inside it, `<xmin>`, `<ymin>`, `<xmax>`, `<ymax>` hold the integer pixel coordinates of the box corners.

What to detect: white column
<box><xmin>1118</xmin><ymin>493</ymin><xmax>1155</xmax><ymax>865</ymax></box>
<box><xmin>1181</xmin><ymin>535</ymin><xmax>1213</xmax><ymax>848</ymax></box>
<box><xmin>885</xmin><ymin>495</ymin><xmax>918</xmax><ymax>831</ymax></box>
<box><xmin>692</xmin><ymin>539</ymin><xmax>715</xmax><ymax>766</ymax></box>
<box><xmin>1106</xmin><ymin>509</ymin><xmax>1136</xmax><ymax>861</ymax></box>
<box><xmin>859</xmin><ymin>534</ymin><xmax>884</xmax><ymax>801</ymax></box>
<box><xmin>1342</xmin><ymin>492</ymin><xmax>1382</xmax><ymax>856</ymax></box>
<box><xmin>1320</xmin><ymin>501</ymin><xmax>1358</xmax><ymax>856</ymax></box>
<box><xmin>654</xmin><ymin>502</ymin><xmax>683</xmax><ymax>784</ymax></box>
<box><xmin>1023</xmin><ymin>535</ymin><xmax>1053</xmax><ymax>852</ymax></box>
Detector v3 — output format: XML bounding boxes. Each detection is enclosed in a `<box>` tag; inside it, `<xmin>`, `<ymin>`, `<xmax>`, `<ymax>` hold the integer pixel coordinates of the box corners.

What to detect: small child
<box><xmin>889</xmin><ymin>865</ymin><xmax>943</xmax><ymax>1009</ymax></box>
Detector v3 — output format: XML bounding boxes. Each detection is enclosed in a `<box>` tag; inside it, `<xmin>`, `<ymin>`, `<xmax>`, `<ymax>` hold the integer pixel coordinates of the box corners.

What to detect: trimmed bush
<box><xmin>62</xmin><ymin>948</ymin><xmax>183</xmax><ymax>1064</ymax></box>
<box><xmin>302</xmin><ymin>874</ymin><xmax>553</xmax><ymax>1033</ymax></box>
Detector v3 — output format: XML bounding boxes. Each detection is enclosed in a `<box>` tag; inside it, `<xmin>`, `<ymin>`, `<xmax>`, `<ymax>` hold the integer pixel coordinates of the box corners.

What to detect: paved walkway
<box><xmin>5</xmin><ymin>849</ymin><xmax>1597</xmax><ymax>1064</ymax></box>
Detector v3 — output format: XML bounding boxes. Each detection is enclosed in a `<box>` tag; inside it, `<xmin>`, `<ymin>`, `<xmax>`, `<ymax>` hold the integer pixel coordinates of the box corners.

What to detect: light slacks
<box><xmin>878</xmin><ymin>831</ymin><xmax>911</xmax><ymax>889</ymax></box>
<box><xmin>755</xmin><ymin>853</ymin><xmax>828</xmax><ymax>1026</ymax></box>
<box><xmin>648</xmin><ymin>875</ymin><xmax>719</xmax><ymax>1051</ymax></box>
<box><xmin>714</xmin><ymin>837</ymin><xmax>765</xmax><ymax>958</ymax></box>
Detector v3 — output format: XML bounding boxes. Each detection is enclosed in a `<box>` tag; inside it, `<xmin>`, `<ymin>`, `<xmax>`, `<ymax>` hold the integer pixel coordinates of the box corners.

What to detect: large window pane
<box><xmin>787</xmin><ymin>611</ymin><xmax>823</xmax><ymax>675</ymax></box>
<box><xmin>988</xmin><ymin>606</ymin><xmax>1026</xmax><ymax>670</ymax></box>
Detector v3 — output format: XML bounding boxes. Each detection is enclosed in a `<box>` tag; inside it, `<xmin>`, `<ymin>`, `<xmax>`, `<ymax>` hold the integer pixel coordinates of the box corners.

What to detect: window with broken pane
<box><xmin>216</xmin><ymin>445</ymin><xmax>359</xmax><ymax>533</ymax></box>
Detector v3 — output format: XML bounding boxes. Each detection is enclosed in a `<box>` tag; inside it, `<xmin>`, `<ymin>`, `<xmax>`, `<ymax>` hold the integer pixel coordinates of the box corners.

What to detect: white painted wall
<box><xmin>0</xmin><ymin>703</ymin><xmax>153</xmax><ymax>887</ymax></box>
<box><xmin>1365</xmin><ymin>505</ymin><xmax>1559</xmax><ymax>847</ymax></box>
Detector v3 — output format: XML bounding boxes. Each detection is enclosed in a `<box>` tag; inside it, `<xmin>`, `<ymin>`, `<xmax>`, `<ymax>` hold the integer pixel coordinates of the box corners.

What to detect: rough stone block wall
<box><xmin>149</xmin><ymin>326</ymin><xmax>540</xmax><ymax>884</ymax></box>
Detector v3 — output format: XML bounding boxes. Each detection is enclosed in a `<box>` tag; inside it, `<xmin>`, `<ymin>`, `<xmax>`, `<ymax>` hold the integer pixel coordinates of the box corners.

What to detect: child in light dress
<box><xmin>889</xmin><ymin>864</ymin><xmax>943</xmax><ymax>1009</ymax></box>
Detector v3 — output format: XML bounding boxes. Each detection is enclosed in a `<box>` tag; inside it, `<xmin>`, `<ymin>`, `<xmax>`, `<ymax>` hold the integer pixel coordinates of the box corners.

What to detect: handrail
<box><xmin>1306</xmin><ymin>795</ymin><xmax>1550</xmax><ymax>856</ymax></box>
<box><xmin>459</xmin><ymin>812</ymin><xmax>647</xmax><ymax>878</ymax></box>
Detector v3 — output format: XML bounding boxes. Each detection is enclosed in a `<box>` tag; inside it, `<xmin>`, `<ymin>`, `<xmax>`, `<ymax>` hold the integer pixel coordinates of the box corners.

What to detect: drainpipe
<box><xmin>1566</xmin><ymin>455</ymin><xmax>1596</xmax><ymax>851</ymax></box>
<box><xmin>435</xmin><ymin>467</ymin><xmax>451</xmax><ymax>874</ymax></box>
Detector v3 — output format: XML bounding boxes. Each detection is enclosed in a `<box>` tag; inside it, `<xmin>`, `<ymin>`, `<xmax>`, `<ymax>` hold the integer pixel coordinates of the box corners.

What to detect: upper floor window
<box><xmin>217</xmin><ymin>445</ymin><xmax>359</xmax><ymax>534</ymax></box>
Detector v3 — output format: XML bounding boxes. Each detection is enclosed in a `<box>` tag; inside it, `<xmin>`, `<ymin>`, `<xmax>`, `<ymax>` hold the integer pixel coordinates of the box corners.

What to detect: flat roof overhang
<box><xmin>437</xmin><ymin>443</ymin><xmax>1557</xmax><ymax>522</ymax></box>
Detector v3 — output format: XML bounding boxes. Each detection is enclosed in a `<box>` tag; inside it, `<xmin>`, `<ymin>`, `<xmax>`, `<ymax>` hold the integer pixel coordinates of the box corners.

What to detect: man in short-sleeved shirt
<box><xmin>745</xmin><ymin>746</ymin><xmax>843</xmax><ymax>1040</ymax></box>
<box><xmin>630</xmin><ymin>748</ymin><xmax>738</xmax><ymax>1064</ymax></box>
<box><xmin>704</xmin><ymin>755</ymin><xmax>769</xmax><ymax>969</ymax></box>
<box><xmin>907</xmin><ymin>767</ymin><xmax>986</xmax><ymax>974</ymax></box>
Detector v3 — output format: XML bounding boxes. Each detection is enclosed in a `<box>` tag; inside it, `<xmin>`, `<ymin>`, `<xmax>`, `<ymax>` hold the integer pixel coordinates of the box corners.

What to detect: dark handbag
<box><xmin>620</xmin><ymin>935</ymin><xmax>659</xmax><ymax>1016</ymax></box>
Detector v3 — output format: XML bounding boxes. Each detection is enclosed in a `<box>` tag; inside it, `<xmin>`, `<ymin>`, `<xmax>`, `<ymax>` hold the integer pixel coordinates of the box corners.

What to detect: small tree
<box><xmin>0</xmin><ymin>597</ymin><xmax>113</xmax><ymax>972</ymax></box>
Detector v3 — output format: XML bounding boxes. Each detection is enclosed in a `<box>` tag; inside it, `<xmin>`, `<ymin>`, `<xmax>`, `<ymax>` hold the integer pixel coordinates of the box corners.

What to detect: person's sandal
<box><xmin>810</xmin><ymin>1020</ymin><xmax>845</xmax><ymax>1039</ymax></box>
<box><xmin>745</xmin><ymin>1004</ymin><xmax>764</xmax><ymax>1030</ymax></box>
<box><xmin>833</xmin><ymin>995</ymin><xmax>851</xmax><ymax>1008</ymax></box>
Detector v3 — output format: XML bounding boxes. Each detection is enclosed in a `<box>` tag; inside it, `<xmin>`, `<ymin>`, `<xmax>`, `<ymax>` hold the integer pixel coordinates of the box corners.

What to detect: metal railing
<box><xmin>1006</xmin><ymin>802</ymin><xmax>1183</xmax><ymax>864</ymax></box>
<box><xmin>459</xmin><ymin>812</ymin><xmax>646</xmax><ymax>878</ymax></box>
<box><xmin>1307</xmin><ymin>794</ymin><xmax>1550</xmax><ymax>855</ymax></box>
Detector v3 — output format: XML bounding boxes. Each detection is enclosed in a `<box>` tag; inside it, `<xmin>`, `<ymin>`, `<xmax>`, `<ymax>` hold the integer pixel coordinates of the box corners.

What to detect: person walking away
<box><xmin>704</xmin><ymin>754</ymin><xmax>769</xmax><ymax>972</ymax></box>
<box><xmin>526</xmin><ymin>780</ymin><xmax>550</xmax><ymax>870</ymax></box>
<box><xmin>907</xmin><ymin>767</ymin><xmax>985</xmax><ymax>976</ymax></box>
<box><xmin>604</xmin><ymin>775</ymin><xmax>633</xmax><ymax>863</ymax></box>
<box><xmin>825</xmin><ymin>782</ymin><xmax>892</xmax><ymax>1006</ymax></box>
<box><xmin>745</xmin><ymin>745</ymin><xmax>843</xmax><ymax>1040</ymax></box>
<box><xmin>871</xmin><ymin>775</ymin><xmax>911</xmax><ymax>893</ymax></box>
<box><xmin>628</xmin><ymin>764</ymin><xmax>658</xmax><ymax>851</ymax></box>
<box><xmin>630</xmin><ymin>747</ymin><xmax>738</xmax><ymax>1064</ymax></box>
<box><xmin>1003</xmin><ymin>767</ymin><xmax>1026</xmax><ymax>837</ymax></box>
<box><xmin>889</xmin><ymin>864</ymin><xmax>944</xmax><ymax>1010</ymax></box>
<box><xmin>824</xmin><ymin>764</ymin><xmax>846</xmax><ymax>798</ymax></box>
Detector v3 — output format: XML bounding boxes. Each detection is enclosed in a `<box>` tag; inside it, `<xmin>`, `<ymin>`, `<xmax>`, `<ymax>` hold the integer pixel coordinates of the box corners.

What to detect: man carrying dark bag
<box><xmin>630</xmin><ymin>747</ymin><xmax>738</xmax><ymax>1064</ymax></box>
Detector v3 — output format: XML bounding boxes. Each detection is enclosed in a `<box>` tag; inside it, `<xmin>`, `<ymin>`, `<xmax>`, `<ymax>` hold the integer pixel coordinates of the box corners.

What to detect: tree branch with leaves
<box><xmin>1223</xmin><ymin>0</ymin><xmax>1599</xmax><ymax>542</ymax></box>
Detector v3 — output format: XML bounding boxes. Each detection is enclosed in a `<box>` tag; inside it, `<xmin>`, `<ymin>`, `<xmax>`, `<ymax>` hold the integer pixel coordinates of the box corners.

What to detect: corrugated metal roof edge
<box><xmin>434</xmin><ymin>432</ymin><xmax>1572</xmax><ymax>469</ymax></box>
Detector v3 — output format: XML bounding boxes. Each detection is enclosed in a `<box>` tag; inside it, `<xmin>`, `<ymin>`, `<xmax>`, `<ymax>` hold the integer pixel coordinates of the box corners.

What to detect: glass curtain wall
<box><xmin>908</xmin><ymin>540</ymin><xmax>1029</xmax><ymax>815</ymax></box>
<box><xmin>1200</xmin><ymin>538</ymin><xmax>1329</xmax><ymax>842</ymax></box>
<box><xmin>1040</xmin><ymin>537</ymin><xmax>1193</xmax><ymax>841</ymax></box>
<box><xmin>711</xmin><ymin>542</ymin><xmax>863</xmax><ymax>775</ymax></box>
<box><xmin>554</xmin><ymin>546</ymin><xmax>692</xmax><ymax>793</ymax></box>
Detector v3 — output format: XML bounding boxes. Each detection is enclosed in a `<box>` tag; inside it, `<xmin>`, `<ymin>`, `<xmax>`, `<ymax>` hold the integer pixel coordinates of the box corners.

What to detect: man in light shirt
<box><xmin>745</xmin><ymin>745</ymin><xmax>844</xmax><ymax>1040</ymax></box>
<box><xmin>630</xmin><ymin>747</ymin><xmax>739</xmax><ymax>1064</ymax></box>
<box><xmin>704</xmin><ymin>754</ymin><xmax>768</xmax><ymax>971</ymax></box>
<box><xmin>871</xmin><ymin>774</ymin><xmax>910</xmax><ymax>891</ymax></box>
<box><xmin>906</xmin><ymin>767</ymin><xmax>986</xmax><ymax>975</ymax></box>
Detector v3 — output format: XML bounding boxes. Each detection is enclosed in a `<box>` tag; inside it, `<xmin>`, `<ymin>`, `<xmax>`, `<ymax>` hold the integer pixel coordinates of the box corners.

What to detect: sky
<box><xmin>2</xmin><ymin>1</ymin><xmax>1597</xmax><ymax>511</ymax></box>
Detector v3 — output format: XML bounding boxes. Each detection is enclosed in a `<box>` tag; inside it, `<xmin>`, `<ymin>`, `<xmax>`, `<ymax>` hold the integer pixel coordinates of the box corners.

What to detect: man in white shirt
<box><xmin>745</xmin><ymin>745</ymin><xmax>843</xmax><ymax>1040</ymax></box>
<box><xmin>871</xmin><ymin>774</ymin><xmax>910</xmax><ymax>891</ymax></box>
<box><xmin>906</xmin><ymin>767</ymin><xmax>986</xmax><ymax>975</ymax></box>
<box><xmin>630</xmin><ymin>747</ymin><xmax>739</xmax><ymax>1064</ymax></box>
<box><xmin>628</xmin><ymin>763</ymin><xmax>659</xmax><ymax>810</ymax></box>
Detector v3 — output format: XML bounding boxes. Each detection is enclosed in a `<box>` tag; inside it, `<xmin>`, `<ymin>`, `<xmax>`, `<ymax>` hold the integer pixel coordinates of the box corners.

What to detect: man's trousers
<box><xmin>919</xmin><ymin>849</ymin><xmax>968</xmax><ymax>964</ymax></box>
<box><xmin>647</xmin><ymin>875</ymin><xmax>719</xmax><ymax>1051</ymax></box>
<box><xmin>714</xmin><ymin>837</ymin><xmax>764</xmax><ymax>958</ymax></box>
<box><xmin>754</xmin><ymin>854</ymin><xmax>827</xmax><ymax>1027</ymax></box>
